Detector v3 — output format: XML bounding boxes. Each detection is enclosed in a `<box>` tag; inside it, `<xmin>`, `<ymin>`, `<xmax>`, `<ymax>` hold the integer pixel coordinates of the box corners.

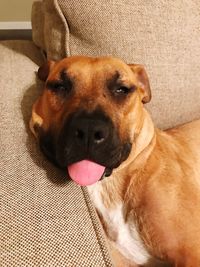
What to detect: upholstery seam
<box><xmin>54</xmin><ymin>0</ymin><xmax>71</xmax><ymax>57</ymax></box>
<box><xmin>81</xmin><ymin>187</ymin><xmax>113</xmax><ymax>267</ymax></box>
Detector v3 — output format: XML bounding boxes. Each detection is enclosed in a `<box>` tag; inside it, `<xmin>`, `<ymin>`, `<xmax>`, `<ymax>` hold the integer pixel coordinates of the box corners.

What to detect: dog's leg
<box><xmin>108</xmin><ymin>240</ymin><xmax>173</xmax><ymax>267</ymax></box>
<box><xmin>144</xmin><ymin>259</ymin><xmax>173</xmax><ymax>267</ymax></box>
<box><xmin>173</xmin><ymin>252</ymin><xmax>200</xmax><ymax>267</ymax></box>
<box><xmin>108</xmin><ymin>240</ymin><xmax>138</xmax><ymax>267</ymax></box>
<box><xmin>175</xmin><ymin>260</ymin><xmax>199</xmax><ymax>267</ymax></box>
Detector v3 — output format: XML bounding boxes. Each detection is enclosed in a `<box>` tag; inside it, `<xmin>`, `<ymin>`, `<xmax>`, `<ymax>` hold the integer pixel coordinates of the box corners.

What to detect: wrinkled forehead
<box><xmin>48</xmin><ymin>56</ymin><xmax>135</xmax><ymax>83</ymax></box>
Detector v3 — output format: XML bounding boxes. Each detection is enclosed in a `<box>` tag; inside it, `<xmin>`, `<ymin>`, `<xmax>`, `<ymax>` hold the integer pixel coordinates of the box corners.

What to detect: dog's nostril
<box><xmin>94</xmin><ymin>131</ymin><xmax>105</xmax><ymax>144</ymax></box>
<box><xmin>75</xmin><ymin>129</ymin><xmax>85</xmax><ymax>140</ymax></box>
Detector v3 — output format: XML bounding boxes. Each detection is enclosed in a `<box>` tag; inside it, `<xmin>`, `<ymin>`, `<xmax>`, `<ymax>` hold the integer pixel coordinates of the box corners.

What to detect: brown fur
<box><xmin>31</xmin><ymin>56</ymin><xmax>200</xmax><ymax>267</ymax></box>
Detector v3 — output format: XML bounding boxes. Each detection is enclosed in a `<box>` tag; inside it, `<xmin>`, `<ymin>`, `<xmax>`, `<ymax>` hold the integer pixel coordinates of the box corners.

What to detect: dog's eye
<box><xmin>54</xmin><ymin>84</ymin><xmax>66</xmax><ymax>92</ymax></box>
<box><xmin>113</xmin><ymin>85</ymin><xmax>136</xmax><ymax>96</ymax></box>
<box><xmin>46</xmin><ymin>81</ymin><xmax>72</xmax><ymax>95</ymax></box>
<box><xmin>115</xmin><ymin>86</ymin><xmax>131</xmax><ymax>95</ymax></box>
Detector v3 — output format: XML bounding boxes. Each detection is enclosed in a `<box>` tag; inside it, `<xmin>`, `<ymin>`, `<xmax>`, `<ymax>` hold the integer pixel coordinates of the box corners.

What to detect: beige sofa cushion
<box><xmin>0</xmin><ymin>40</ymin><xmax>112</xmax><ymax>267</ymax></box>
<box><xmin>32</xmin><ymin>0</ymin><xmax>200</xmax><ymax>129</ymax></box>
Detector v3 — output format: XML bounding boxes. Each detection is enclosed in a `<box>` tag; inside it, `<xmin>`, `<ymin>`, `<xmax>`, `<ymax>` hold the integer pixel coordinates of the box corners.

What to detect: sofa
<box><xmin>1</xmin><ymin>0</ymin><xmax>200</xmax><ymax>266</ymax></box>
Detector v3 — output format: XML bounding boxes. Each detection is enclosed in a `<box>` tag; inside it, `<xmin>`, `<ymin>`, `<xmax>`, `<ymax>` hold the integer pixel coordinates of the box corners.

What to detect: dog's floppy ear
<box><xmin>38</xmin><ymin>60</ymin><xmax>55</xmax><ymax>81</ymax></box>
<box><xmin>129</xmin><ymin>64</ymin><xmax>151</xmax><ymax>103</ymax></box>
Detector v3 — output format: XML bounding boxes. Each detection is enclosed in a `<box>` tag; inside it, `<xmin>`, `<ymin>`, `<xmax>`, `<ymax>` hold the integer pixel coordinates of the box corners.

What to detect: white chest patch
<box><xmin>88</xmin><ymin>183</ymin><xmax>150</xmax><ymax>265</ymax></box>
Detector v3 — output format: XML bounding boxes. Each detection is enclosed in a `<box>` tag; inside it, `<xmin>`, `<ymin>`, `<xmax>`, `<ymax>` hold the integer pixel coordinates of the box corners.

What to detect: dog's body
<box><xmin>89</xmin><ymin>118</ymin><xmax>200</xmax><ymax>267</ymax></box>
<box><xmin>30</xmin><ymin>56</ymin><xmax>200</xmax><ymax>267</ymax></box>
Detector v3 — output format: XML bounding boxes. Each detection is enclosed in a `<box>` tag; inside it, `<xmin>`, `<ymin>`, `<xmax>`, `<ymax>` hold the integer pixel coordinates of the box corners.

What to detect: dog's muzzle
<box><xmin>39</xmin><ymin>109</ymin><xmax>132</xmax><ymax>185</ymax></box>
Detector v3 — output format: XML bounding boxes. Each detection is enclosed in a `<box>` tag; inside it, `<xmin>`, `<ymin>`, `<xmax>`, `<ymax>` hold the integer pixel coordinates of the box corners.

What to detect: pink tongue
<box><xmin>68</xmin><ymin>160</ymin><xmax>106</xmax><ymax>186</ymax></box>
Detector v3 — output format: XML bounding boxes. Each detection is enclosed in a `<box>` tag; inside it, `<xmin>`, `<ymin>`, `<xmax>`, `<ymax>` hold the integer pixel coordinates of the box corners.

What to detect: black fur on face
<box><xmin>39</xmin><ymin>108</ymin><xmax>132</xmax><ymax>175</ymax></box>
<box><xmin>39</xmin><ymin>129</ymin><xmax>59</xmax><ymax>168</ymax></box>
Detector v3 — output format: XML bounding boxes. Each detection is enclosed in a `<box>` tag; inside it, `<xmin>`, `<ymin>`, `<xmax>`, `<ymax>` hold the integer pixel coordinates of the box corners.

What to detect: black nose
<box><xmin>73</xmin><ymin>117</ymin><xmax>110</xmax><ymax>148</ymax></box>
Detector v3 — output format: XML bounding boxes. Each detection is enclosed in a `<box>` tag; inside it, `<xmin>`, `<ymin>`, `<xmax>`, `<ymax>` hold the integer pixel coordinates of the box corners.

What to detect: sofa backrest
<box><xmin>32</xmin><ymin>0</ymin><xmax>200</xmax><ymax>129</ymax></box>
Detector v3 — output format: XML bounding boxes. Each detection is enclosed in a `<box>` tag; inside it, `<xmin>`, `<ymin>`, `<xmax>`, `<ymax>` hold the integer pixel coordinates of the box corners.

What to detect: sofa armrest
<box><xmin>0</xmin><ymin>40</ymin><xmax>113</xmax><ymax>267</ymax></box>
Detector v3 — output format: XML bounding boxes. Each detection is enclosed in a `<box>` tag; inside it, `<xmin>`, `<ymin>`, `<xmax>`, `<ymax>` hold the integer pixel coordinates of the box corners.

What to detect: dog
<box><xmin>30</xmin><ymin>56</ymin><xmax>200</xmax><ymax>267</ymax></box>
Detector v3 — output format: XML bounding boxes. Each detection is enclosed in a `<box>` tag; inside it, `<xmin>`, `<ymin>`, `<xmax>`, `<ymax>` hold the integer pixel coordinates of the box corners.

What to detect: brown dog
<box><xmin>30</xmin><ymin>56</ymin><xmax>200</xmax><ymax>267</ymax></box>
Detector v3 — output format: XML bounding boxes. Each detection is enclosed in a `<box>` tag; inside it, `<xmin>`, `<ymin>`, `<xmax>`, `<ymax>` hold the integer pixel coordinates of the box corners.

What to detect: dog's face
<box><xmin>30</xmin><ymin>56</ymin><xmax>151</xmax><ymax>185</ymax></box>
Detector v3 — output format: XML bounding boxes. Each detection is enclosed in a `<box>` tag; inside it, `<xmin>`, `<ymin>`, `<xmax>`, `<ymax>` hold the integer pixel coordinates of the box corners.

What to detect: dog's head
<box><xmin>30</xmin><ymin>56</ymin><xmax>151</xmax><ymax>185</ymax></box>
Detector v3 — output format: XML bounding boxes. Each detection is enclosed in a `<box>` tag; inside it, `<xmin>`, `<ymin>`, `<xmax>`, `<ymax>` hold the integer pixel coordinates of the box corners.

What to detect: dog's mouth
<box><xmin>39</xmin><ymin>131</ymin><xmax>131</xmax><ymax>186</ymax></box>
<box><xmin>39</xmin><ymin>129</ymin><xmax>131</xmax><ymax>186</ymax></box>
<box><xmin>67</xmin><ymin>160</ymin><xmax>113</xmax><ymax>186</ymax></box>
<box><xmin>62</xmin><ymin>142</ymin><xmax>131</xmax><ymax>186</ymax></box>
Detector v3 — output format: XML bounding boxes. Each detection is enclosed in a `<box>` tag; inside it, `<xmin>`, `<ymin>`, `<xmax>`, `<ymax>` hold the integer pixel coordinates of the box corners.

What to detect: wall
<box><xmin>0</xmin><ymin>0</ymin><xmax>34</xmax><ymax>21</ymax></box>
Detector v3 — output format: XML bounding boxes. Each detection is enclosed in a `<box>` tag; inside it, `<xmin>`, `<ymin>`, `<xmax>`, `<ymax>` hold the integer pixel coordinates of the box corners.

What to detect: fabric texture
<box><xmin>32</xmin><ymin>0</ymin><xmax>200</xmax><ymax>129</ymax></box>
<box><xmin>32</xmin><ymin>0</ymin><xmax>68</xmax><ymax>60</ymax></box>
<box><xmin>0</xmin><ymin>40</ymin><xmax>113</xmax><ymax>267</ymax></box>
